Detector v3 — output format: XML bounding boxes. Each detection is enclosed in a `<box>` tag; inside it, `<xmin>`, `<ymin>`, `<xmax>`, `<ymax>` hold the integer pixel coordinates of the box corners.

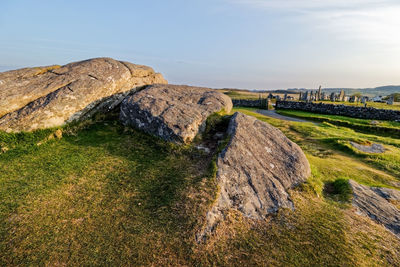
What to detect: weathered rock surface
<box><xmin>350</xmin><ymin>141</ymin><xmax>386</xmax><ymax>154</ymax></box>
<box><xmin>372</xmin><ymin>187</ymin><xmax>400</xmax><ymax>202</ymax></box>
<box><xmin>349</xmin><ymin>180</ymin><xmax>400</xmax><ymax>238</ymax></box>
<box><xmin>199</xmin><ymin>112</ymin><xmax>310</xmax><ymax>239</ymax></box>
<box><xmin>120</xmin><ymin>84</ymin><xmax>232</xmax><ymax>143</ymax></box>
<box><xmin>0</xmin><ymin>58</ymin><xmax>167</xmax><ymax>132</ymax></box>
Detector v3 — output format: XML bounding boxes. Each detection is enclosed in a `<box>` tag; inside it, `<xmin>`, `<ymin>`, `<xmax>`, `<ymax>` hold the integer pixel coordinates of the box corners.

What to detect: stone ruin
<box><xmin>299</xmin><ymin>87</ymin><xmax>373</xmax><ymax>104</ymax></box>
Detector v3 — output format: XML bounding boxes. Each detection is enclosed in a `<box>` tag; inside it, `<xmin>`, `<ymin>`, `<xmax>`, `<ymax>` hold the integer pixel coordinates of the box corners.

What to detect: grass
<box><xmin>277</xmin><ymin>109</ymin><xmax>400</xmax><ymax>138</ymax></box>
<box><xmin>235</xmin><ymin>108</ymin><xmax>400</xmax><ymax>187</ymax></box>
<box><xmin>0</xmin><ymin>113</ymin><xmax>220</xmax><ymax>266</ymax></box>
<box><xmin>272</xmin><ymin>109</ymin><xmax>400</xmax><ymax>179</ymax></box>
<box><xmin>324</xmin><ymin>178</ymin><xmax>353</xmax><ymax>202</ymax></box>
<box><xmin>1</xmin><ymin>109</ymin><xmax>400</xmax><ymax>266</ymax></box>
<box><xmin>234</xmin><ymin>108</ymin><xmax>400</xmax><ymax>188</ymax></box>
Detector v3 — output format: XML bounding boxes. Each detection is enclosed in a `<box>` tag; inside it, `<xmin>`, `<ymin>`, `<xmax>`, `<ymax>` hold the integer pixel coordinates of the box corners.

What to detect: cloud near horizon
<box><xmin>228</xmin><ymin>0</ymin><xmax>400</xmax><ymax>48</ymax></box>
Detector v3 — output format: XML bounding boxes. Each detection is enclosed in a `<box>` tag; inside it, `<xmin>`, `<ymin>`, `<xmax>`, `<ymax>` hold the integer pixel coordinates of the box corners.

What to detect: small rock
<box><xmin>196</xmin><ymin>145</ymin><xmax>211</xmax><ymax>154</ymax></box>
<box><xmin>350</xmin><ymin>141</ymin><xmax>385</xmax><ymax>154</ymax></box>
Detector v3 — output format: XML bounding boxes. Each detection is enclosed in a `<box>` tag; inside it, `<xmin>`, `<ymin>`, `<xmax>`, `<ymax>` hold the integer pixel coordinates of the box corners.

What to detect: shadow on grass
<box><xmin>323</xmin><ymin>179</ymin><xmax>352</xmax><ymax>202</ymax></box>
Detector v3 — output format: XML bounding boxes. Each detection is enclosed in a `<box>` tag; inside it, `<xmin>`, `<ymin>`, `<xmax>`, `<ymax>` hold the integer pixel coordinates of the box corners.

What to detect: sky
<box><xmin>1</xmin><ymin>0</ymin><xmax>400</xmax><ymax>90</ymax></box>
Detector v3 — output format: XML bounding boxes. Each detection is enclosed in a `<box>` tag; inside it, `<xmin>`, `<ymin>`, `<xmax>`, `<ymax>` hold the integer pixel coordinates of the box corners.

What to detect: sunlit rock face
<box><xmin>0</xmin><ymin>57</ymin><xmax>167</xmax><ymax>132</ymax></box>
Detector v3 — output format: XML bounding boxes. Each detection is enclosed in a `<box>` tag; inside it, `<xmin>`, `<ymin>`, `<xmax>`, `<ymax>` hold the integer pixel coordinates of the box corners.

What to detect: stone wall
<box><xmin>275</xmin><ymin>101</ymin><xmax>400</xmax><ymax>121</ymax></box>
<box><xmin>232</xmin><ymin>99</ymin><xmax>268</xmax><ymax>108</ymax></box>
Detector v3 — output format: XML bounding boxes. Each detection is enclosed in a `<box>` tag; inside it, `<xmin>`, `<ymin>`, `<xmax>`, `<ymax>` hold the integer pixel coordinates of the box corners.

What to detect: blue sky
<box><xmin>1</xmin><ymin>0</ymin><xmax>399</xmax><ymax>89</ymax></box>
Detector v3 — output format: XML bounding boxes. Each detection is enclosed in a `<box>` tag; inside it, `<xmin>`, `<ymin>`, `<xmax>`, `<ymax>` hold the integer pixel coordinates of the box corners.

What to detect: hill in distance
<box><xmin>223</xmin><ymin>85</ymin><xmax>400</xmax><ymax>97</ymax></box>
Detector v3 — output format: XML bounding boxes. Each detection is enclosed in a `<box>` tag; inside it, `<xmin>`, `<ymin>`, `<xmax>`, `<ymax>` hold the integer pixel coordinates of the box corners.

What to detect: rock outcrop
<box><xmin>120</xmin><ymin>84</ymin><xmax>232</xmax><ymax>143</ymax></box>
<box><xmin>350</xmin><ymin>142</ymin><xmax>386</xmax><ymax>154</ymax></box>
<box><xmin>199</xmin><ymin>112</ymin><xmax>310</xmax><ymax>239</ymax></box>
<box><xmin>349</xmin><ymin>180</ymin><xmax>400</xmax><ymax>238</ymax></box>
<box><xmin>0</xmin><ymin>58</ymin><xmax>167</xmax><ymax>132</ymax></box>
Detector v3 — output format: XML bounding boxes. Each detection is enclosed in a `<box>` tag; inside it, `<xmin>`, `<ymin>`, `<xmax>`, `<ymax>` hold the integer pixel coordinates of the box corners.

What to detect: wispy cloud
<box><xmin>227</xmin><ymin>0</ymin><xmax>400</xmax><ymax>48</ymax></box>
<box><xmin>229</xmin><ymin>0</ymin><xmax>398</xmax><ymax>12</ymax></box>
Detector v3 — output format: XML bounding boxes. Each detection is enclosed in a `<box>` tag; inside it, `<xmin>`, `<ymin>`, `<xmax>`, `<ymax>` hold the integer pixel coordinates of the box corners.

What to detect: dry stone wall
<box><xmin>276</xmin><ymin>101</ymin><xmax>400</xmax><ymax>121</ymax></box>
<box><xmin>232</xmin><ymin>99</ymin><xmax>269</xmax><ymax>108</ymax></box>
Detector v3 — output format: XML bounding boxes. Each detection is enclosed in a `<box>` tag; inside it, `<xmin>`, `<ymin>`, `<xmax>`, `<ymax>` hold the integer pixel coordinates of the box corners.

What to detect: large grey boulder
<box><xmin>0</xmin><ymin>58</ymin><xmax>167</xmax><ymax>132</ymax></box>
<box><xmin>120</xmin><ymin>84</ymin><xmax>232</xmax><ymax>143</ymax></box>
<box><xmin>199</xmin><ymin>112</ymin><xmax>310</xmax><ymax>239</ymax></box>
<box><xmin>349</xmin><ymin>180</ymin><xmax>400</xmax><ymax>238</ymax></box>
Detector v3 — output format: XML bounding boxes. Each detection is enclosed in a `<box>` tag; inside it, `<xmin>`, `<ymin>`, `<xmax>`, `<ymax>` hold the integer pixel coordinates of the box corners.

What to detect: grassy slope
<box><xmin>275</xmin><ymin>109</ymin><xmax>400</xmax><ymax>178</ymax></box>
<box><xmin>234</xmin><ymin>108</ymin><xmax>400</xmax><ymax>189</ymax></box>
<box><xmin>0</xmin><ymin>115</ymin><xmax>220</xmax><ymax>266</ymax></box>
<box><xmin>0</xmin><ymin>111</ymin><xmax>400</xmax><ymax>266</ymax></box>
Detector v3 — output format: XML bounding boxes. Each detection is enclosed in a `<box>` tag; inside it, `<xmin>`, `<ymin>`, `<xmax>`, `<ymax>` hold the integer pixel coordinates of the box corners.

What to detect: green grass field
<box><xmin>1</xmin><ymin>110</ymin><xmax>400</xmax><ymax>266</ymax></box>
<box><xmin>277</xmin><ymin>109</ymin><xmax>400</xmax><ymax>139</ymax></box>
